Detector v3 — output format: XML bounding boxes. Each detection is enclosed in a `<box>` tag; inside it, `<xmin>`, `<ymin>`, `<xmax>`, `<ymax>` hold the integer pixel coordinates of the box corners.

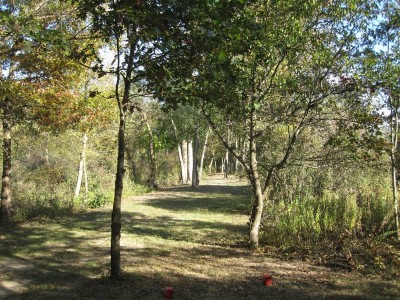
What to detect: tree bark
<box><xmin>111</xmin><ymin>115</ymin><xmax>125</xmax><ymax>279</ymax></box>
<box><xmin>74</xmin><ymin>133</ymin><xmax>88</xmax><ymax>198</ymax></box>
<box><xmin>192</xmin><ymin>127</ymin><xmax>199</xmax><ymax>188</ymax></box>
<box><xmin>390</xmin><ymin>106</ymin><xmax>400</xmax><ymax>241</ymax></box>
<box><xmin>171</xmin><ymin>119</ymin><xmax>186</xmax><ymax>184</ymax></box>
<box><xmin>199</xmin><ymin>127</ymin><xmax>210</xmax><ymax>183</ymax></box>
<box><xmin>110</xmin><ymin>17</ymin><xmax>135</xmax><ymax>278</ymax></box>
<box><xmin>83</xmin><ymin>150</ymin><xmax>88</xmax><ymax>195</ymax></box>
<box><xmin>187</xmin><ymin>140</ymin><xmax>193</xmax><ymax>184</ymax></box>
<box><xmin>248</xmin><ymin>138</ymin><xmax>264</xmax><ymax>249</ymax></box>
<box><xmin>181</xmin><ymin>140</ymin><xmax>188</xmax><ymax>184</ymax></box>
<box><xmin>234</xmin><ymin>138</ymin><xmax>239</xmax><ymax>174</ymax></box>
<box><xmin>224</xmin><ymin>126</ymin><xmax>230</xmax><ymax>178</ymax></box>
<box><xmin>208</xmin><ymin>157</ymin><xmax>214</xmax><ymax>175</ymax></box>
<box><xmin>1</xmin><ymin>97</ymin><xmax>12</xmax><ymax>222</ymax></box>
<box><xmin>177</xmin><ymin>144</ymin><xmax>185</xmax><ymax>184</ymax></box>
<box><xmin>224</xmin><ymin>150</ymin><xmax>229</xmax><ymax>178</ymax></box>
<box><xmin>143</xmin><ymin>112</ymin><xmax>157</xmax><ymax>189</ymax></box>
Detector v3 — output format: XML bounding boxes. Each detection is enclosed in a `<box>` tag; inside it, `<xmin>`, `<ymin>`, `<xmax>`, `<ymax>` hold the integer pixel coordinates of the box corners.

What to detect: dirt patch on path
<box><xmin>0</xmin><ymin>174</ymin><xmax>399</xmax><ymax>299</ymax></box>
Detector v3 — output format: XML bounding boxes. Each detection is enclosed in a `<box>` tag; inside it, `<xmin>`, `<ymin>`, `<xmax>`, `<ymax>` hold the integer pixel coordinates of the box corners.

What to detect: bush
<box><xmin>84</xmin><ymin>191</ymin><xmax>111</xmax><ymax>209</ymax></box>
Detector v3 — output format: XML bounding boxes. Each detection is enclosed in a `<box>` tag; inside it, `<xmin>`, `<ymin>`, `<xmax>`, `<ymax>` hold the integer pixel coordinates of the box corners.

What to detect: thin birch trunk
<box><xmin>188</xmin><ymin>140</ymin><xmax>193</xmax><ymax>184</ymax></box>
<box><xmin>171</xmin><ymin>119</ymin><xmax>186</xmax><ymax>184</ymax></box>
<box><xmin>390</xmin><ymin>106</ymin><xmax>400</xmax><ymax>241</ymax></box>
<box><xmin>74</xmin><ymin>133</ymin><xmax>88</xmax><ymax>198</ymax></box>
<box><xmin>182</xmin><ymin>140</ymin><xmax>188</xmax><ymax>184</ymax></box>
<box><xmin>177</xmin><ymin>144</ymin><xmax>185</xmax><ymax>184</ymax></box>
<box><xmin>224</xmin><ymin>126</ymin><xmax>230</xmax><ymax>178</ymax></box>
<box><xmin>192</xmin><ymin>127</ymin><xmax>199</xmax><ymax>188</ymax></box>
<box><xmin>83</xmin><ymin>140</ymin><xmax>88</xmax><ymax>196</ymax></box>
<box><xmin>208</xmin><ymin>157</ymin><xmax>214</xmax><ymax>175</ymax></box>
<box><xmin>235</xmin><ymin>138</ymin><xmax>239</xmax><ymax>174</ymax></box>
<box><xmin>199</xmin><ymin>127</ymin><xmax>210</xmax><ymax>183</ymax></box>
<box><xmin>224</xmin><ymin>150</ymin><xmax>229</xmax><ymax>178</ymax></box>
<box><xmin>143</xmin><ymin>112</ymin><xmax>157</xmax><ymax>189</ymax></box>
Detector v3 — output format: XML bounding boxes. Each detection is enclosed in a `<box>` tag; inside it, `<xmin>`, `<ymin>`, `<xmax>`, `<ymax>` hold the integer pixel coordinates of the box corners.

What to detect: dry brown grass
<box><xmin>0</xmin><ymin>175</ymin><xmax>399</xmax><ymax>299</ymax></box>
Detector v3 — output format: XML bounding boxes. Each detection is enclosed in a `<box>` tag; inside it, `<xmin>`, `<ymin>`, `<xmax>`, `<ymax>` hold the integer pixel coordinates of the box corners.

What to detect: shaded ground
<box><xmin>0</xmin><ymin>175</ymin><xmax>399</xmax><ymax>299</ymax></box>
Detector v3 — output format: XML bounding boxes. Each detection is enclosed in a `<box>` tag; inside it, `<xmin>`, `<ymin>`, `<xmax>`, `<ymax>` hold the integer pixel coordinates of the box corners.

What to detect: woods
<box><xmin>1</xmin><ymin>0</ymin><xmax>399</xmax><ymax>287</ymax></box>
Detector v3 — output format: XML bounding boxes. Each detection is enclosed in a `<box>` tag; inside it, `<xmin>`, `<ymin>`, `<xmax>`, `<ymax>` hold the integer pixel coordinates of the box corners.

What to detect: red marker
<box><xmin>263</xmin><ymin>274</ymin><xmax>273</xmax><ymax>286</ymax></box>
<box><xmin>164</xmin><ymin>286</ymin><xmax>173</xmax><ymax>299</ymax></box>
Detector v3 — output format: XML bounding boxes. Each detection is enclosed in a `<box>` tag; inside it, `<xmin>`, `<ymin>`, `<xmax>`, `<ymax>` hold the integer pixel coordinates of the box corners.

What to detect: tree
<box><xmin>148</xmin><ymin>0</ymin><xmax>371</xmax><ymax>248</ymax></box>
<box><xmin>358</xmin><ymin>0</ymin><xmax>400</xmax><ymax>240</ymax></box>
<box><xmin>0</xmin><ymin>0</ymin><xmax>88</xmax><ymax>222</ymax></box>
<box><xmin>75</xmin><ymin>0</ymin><xmax>191</xmax><ymax>278</ymax></box>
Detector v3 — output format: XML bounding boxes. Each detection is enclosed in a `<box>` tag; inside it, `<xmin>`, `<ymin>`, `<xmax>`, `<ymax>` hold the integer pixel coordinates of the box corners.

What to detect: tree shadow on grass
<box><xmin>1</xmin><ymin>209</ymin><xmax>399</xmax><ymax>299</ymax></box>
<box><xmin>122</xmin><ymin>214</ymin><xmax>248</xmax><ymax>248</ymax></box>
<box><xmin>139</xmin><ymin>195</ymin><xmax>251</xmax><ymax>216</ymax></box>
<box><xmin>0</xmin><ymin>203</ymin><xmax>245</xmax><ymax>298</ymax></box>
<box><xmin>160</xmin><ymin>182</ymin><xmax>250</xmax><ymax>197</ymax></box>
<box><xmin>4</xmin><ymin>248</ymin><xmax>399</xmax><ymax>300</ymax></box>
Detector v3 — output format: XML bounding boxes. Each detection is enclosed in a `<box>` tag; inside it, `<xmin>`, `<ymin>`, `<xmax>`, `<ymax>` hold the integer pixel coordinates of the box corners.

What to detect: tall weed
<box><xmin>262</xmin><ymin>188</ymin><xmax>393</xmax><ymax>246</ymax></box>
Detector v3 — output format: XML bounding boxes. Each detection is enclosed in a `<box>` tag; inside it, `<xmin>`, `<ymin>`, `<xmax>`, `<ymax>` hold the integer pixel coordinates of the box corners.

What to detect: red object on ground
<box><xmin>263</xmin><ymin>274</ymin><xmax>273</xmax><ymax>286</ymax></box>
<box><xmin>164</xmin><ymin>286</ymin><xmax>173</xmax><ymax>299</ymax></box>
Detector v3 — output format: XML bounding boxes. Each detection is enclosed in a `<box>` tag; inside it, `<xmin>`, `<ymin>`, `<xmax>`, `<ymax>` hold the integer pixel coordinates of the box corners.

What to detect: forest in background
<box><xmin>1</xmin><ymin>0</ymin><xmax>399</xmax><ymax>279</ymax></box>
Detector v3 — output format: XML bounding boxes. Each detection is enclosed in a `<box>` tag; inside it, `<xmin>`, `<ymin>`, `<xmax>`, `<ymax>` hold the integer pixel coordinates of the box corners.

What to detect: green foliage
<box><xmin>8</xmin><ymin>127</ymin><xmax>119</xmax><ymax>220</ymax></box>
<box><xmin>84</xmin><ymin>191</ymin><xmax>111</xmax><ymax>209</ymax></box>
<box><xmin>262</xmin><ymin>170</ymin><xmax>394</xmax><ymax>245</ymax></box>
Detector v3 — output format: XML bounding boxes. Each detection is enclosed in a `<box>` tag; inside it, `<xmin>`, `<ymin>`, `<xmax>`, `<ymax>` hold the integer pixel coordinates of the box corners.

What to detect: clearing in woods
<box><xmin>0</xmin><ymin>175</ymin><xmax>399</xmax><ymax>299</ymax></box>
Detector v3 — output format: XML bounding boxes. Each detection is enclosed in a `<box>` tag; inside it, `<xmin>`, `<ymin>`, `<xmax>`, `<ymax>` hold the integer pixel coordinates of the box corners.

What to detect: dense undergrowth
<box><xmin>9</xmin><ymin>127</ymin><xmax>173</xmax><ymax>222</ymax></box>
<box><xmin>261</xmin><ymin>176</ymin><xmax>399</xmax><ymax>277</ymax></box>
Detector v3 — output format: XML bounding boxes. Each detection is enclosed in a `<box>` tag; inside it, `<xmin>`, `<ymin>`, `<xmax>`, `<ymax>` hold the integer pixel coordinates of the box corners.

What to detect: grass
<box><xmin>0</xmin><ymin>175</ymin><xmax>399</xmax><ymax>299</ymax></box>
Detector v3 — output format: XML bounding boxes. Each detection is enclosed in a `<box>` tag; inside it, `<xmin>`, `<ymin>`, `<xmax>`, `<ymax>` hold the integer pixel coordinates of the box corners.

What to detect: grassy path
<box><xmin>0</xmin><ymin>175</ymin><xmax>399</xmax><ymax>299</ymax></box>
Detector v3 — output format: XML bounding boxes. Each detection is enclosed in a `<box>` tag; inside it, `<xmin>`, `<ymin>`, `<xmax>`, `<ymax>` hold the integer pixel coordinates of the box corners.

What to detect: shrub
<box><xmin>85</xmin><ymin>191</ymin><xmax>111</xmax><ymax>209</ymax></box>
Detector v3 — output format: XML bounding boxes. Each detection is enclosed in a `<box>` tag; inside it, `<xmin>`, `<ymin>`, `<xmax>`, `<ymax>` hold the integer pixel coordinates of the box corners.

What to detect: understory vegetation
<box><xmin>9</xmin><ymin>127</ymin><xmax>157</xmax><ymax>220</ymax></box>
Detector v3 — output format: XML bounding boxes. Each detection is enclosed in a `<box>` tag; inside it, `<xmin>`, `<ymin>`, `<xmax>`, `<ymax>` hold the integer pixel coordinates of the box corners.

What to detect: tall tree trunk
<box><xmin>248</xmin><ymin>138</ymin><xmax>264</xmax><ymax>249</ymax></box>
<box><xmin>83</xmin><ymin>151</ymin><xmax>88</xmax><ymax>196</ymax></box>
<box><xmin>208</xmin><ymin>157</ymin><xmax>214</xmax><ymax>175</ymax></box>
<box><xmin>111</xmin><ymin>114</ymin><xmax>125</xmax><ymax>279</ymax></box>
<box><xmin>177</xmin><ymin>144</ymin><xmax>184</xmax><ymax>183</ymax></box>
<box><xmin>192</xmin><ymin>127</ymin><xmax>199</xmax><ymax>188</ymax></box>
<box><xmin>181</xmin><ymin>140</ymin><xmax>188</xmax><ymax>184</ymax></box>
<box><xmin>1</xmin><ymin>97</ymin><xmax>12</xmax><ymax>222</ymax></box>
<box><xmin>234</xmin><ymin>138</ymin><xmax>239</xmax><ymax>174</ymax></box>
<box><xmin>224</xmin><ymin>150</ymin><xmax>229</xmax><ymax>178</ymax></box>
<box><xmin>390</xmin><ymin>107</ymin><xmax>400</xmax><ymax>241</ymax></box>
<box><xmin>143</xmin><ymin>112</ymin><xmax>157</xmax><ymax>189</ymax></box>
<box><xmin>74</xmin><ymin>133</ymin><xmax>88</xmax><ymax>198</ymax></box>
<box><xmin>171</xmin><ymin>120</ymin><xmax>186</xmax><ymax>184</ymax></box>
<box><xmin>224</xmin><ymin>126</ymin><xmax>230</xmax><ymax>178</ymax></box>
<box><xmin>110</xmin><ymin>20</ymin><xmax>135</xmax><ymax>278</ymax></box>
<box><xmin>187</xmin><ymin>140</ymin><xmax>193</xmax><ymax>184</ymax></box>
<box><xmin>199</xmin><ymin>127</ymin><xmax>210</xmax><ymax>183</ymax></box>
